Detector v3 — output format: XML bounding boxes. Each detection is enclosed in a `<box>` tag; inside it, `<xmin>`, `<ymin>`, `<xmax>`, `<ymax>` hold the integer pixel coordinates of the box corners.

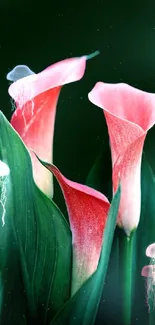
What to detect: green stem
<box><xmin>119</xmin><ymin>230</ymin><xmax>135</xmax><ymax>325</ymax></box>
<box><xmin>86</xmin><ymin>50</ymin><xmax>100</xmax><ymax>60</ymax></box>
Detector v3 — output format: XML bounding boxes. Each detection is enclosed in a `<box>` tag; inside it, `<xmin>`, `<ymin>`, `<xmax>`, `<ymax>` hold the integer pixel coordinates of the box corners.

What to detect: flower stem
<box><xmin>86</xmin><ymin>51</ymin><xmax>100</xmax><ymax>60</ymax></box>
<box><xmin>119</xmin><ymin>230</ymin><xmax>135</xmax><ymax>325</ymax></box>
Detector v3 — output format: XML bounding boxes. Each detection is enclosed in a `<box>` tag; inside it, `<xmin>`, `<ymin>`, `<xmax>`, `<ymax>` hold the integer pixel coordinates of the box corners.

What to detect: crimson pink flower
<box><xmin>88</xmin><ymin>82</ymin><xmax>155</xmax><ymax>236</ymax></box>
<box><xmin>36</xmin><ymin>160</ymin><xmax>110</xmax><ymax>295</ymax></box>
<box><xmin>8</xmin><ymin>56</ymin><xmax>87</xmax><ymax>198</ymax></box>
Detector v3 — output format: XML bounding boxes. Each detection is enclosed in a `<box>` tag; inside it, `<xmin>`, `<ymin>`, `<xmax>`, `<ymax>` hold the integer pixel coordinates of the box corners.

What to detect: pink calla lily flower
<box><xmin>88</xmin><ymin>82</ymin><xmax>155</xmax><ymax>236</ymax></box>
<box><xmin>8</xmin><ymin>56</ymin><xmax>87</xmax><ymax>198</ymax></box>
<box><xmin>35</xmin><ymin>159</ymin><xmax>110</xmax><ymax>295</ymax></box>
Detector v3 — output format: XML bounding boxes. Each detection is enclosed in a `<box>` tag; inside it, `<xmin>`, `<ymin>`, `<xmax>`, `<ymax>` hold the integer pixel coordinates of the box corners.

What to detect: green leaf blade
<box><xmin>0</xmin><ymin>111</ymin><xmax>72</xmax><ymax>324</ymax></box>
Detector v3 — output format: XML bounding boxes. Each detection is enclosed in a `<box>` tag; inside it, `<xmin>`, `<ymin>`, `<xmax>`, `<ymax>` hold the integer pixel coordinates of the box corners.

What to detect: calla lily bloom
<box><xmin>88</xmin><ymin>82</ymin><xmax>155</xmax><ymax>236</ymax></box>
<box><xmin>35</xmin><ymin>157</ymin><xmax>110</xmax><ymax>295</ymax></box>
<box><xmin>8</xmin><ymin>56</ymin><xmax>87</xmax><ymax>198</ymax></box>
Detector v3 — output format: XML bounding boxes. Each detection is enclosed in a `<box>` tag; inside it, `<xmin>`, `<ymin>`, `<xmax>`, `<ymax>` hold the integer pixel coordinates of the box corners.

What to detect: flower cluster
<box><xmin>2</xmin><ymin>54</ymin><xmax>155</xmax><ymax>324</ymax></box>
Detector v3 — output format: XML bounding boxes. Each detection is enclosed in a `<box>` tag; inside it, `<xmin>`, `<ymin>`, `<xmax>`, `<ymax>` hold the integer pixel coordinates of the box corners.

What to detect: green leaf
<box><xmin>50</xmin><ymin>185</ymin><xmax>121</xmax><ymax>325</ymax></box>
<box><xmin>0</xmin><ymin>111</ymin><xmax>72</xmax><ymax>325</ymax></box>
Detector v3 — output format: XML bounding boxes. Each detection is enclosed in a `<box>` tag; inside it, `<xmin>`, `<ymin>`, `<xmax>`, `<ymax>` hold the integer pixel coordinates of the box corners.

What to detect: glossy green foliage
<box><xmin>0</xmin><ymin>112</ymin><xmax>72</xmax><ymax>325</ymax></box>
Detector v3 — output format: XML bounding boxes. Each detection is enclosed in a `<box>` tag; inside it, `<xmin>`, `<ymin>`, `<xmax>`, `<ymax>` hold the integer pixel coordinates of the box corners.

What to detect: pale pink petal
<box><xmin>113</xmin><ymin>135</ymin><xmax>145</xmax><ymax>234</ymax></box>
<box><xmin>9</xmin><ymin>57</ymin><xmax>86</xmax><ymax>107</ymax></box>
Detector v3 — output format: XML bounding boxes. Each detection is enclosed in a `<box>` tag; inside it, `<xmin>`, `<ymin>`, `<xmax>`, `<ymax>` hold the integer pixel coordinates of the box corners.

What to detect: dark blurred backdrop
<box><xmin>1</xmin><ymin>1</ymin><xmax>155</xmax><ymax>324</ymax></box>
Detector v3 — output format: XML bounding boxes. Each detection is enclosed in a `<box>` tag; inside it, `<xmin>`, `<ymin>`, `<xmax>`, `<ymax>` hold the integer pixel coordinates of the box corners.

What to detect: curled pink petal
<box><xmin>88</xmin><ymin>82</ymin><xmax>155</xmax><ymax>236</ymax></box>
<box><xmin>9</xmin><ymin>57</ymin><xmax>86</xmax><ymax>107</ymax></box>
<box><xmin>37</xmin><ymin>161</ymin><xmax>110</xmax><ymax>295</ymax></box>
<box><xmin>9</xmin><ymin>56</ymin><xmax>87</xmax><ymax>198</ymax></box>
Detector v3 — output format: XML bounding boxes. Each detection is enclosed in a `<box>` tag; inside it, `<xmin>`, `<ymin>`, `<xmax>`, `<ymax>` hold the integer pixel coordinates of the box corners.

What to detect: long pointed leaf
<box><xmin>0</xmin><ymin>111</ymin><xmax>71</xmax><ymax>325</ymax></box>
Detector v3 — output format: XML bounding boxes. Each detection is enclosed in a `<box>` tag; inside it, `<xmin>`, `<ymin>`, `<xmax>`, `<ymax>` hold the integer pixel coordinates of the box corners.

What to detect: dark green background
<box><xmin>1</xmin><ymin>1</ymin><xmax>155</xmax><ymax>324</ymax></box>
